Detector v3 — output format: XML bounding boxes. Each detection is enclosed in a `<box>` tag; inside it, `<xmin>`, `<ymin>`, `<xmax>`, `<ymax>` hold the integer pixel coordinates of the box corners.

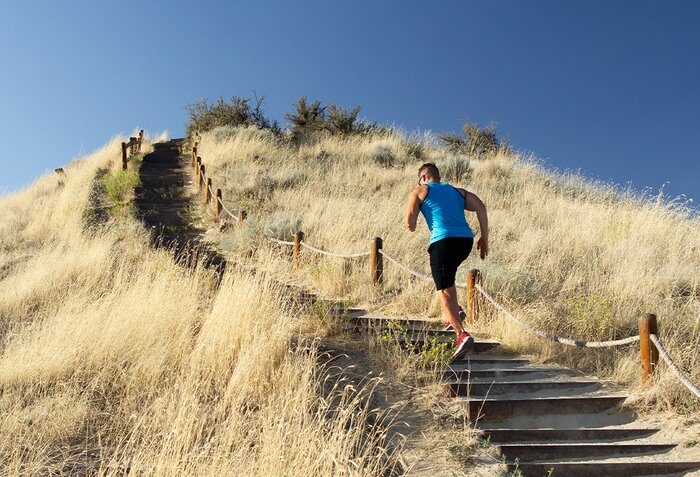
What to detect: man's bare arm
<box><xmin>464</xmin><ymin>190</ymin><xmax>489</xmax><ymax>259</ymax></box>
<box><xmin>403</xmin><ymin>188</ymin><xmax>423</xmax><ymax>232</ymax></box>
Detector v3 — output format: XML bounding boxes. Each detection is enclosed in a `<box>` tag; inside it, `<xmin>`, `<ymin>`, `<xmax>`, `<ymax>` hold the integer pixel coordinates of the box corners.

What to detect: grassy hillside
<box><xmin>1</xmin><ymin>120</ymin><xmax>697</xmax><ymax>474</ymax></box>
<box><xmin>197</xmin><ymin>125</ymin><xmax>700</xmax><ymax>414</ymax></box>
<box><xmin>0</xmin><ymin>135</ymin><xmax>400</xmax><ymax>475</ymax></box>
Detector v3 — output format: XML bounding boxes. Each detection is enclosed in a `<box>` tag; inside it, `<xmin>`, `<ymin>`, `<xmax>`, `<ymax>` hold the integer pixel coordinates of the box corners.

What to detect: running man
<box><xmin>403</xmin><ymin>162</ymin><xmax>489</xmax><ymax>360</ymax></box>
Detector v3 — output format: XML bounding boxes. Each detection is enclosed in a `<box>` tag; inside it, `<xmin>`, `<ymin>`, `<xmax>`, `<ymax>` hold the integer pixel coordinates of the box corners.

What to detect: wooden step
<box><xmin>482</xmin><ymin>428</ymin><xmax>659</xmax><ymax>443</ymax></box>
<box><xmin>444</xmin><ymin>367</ymin><xmax>575</xmax><ymax>380</ymax></box>
<box><xmin>346</xmin><ymin>316</ymin><xmax>442</xmax><ymax>330</ymax></box>
<box><xmin>400</xmin><ymin>336</ymin><xmax>500</xmax><ymax>353</ymax></box>
<box><xmin>498</xmin><ymin>442</ymin><xmax>676</xmax><ymax>461</ymax></box>
<box><xmin>448</xmin><ymin>380</ymin><xmax>600</xmax><ymax>397</ymax></box>
<box><xmin>508</xmin><ymin>460</ymin><xmax>700</xmax><ymax>477</ymax></box>
<box><xmin>457</xmin><ymin>357</ymin><xmax>530</xmax><ymax>366</ymax></box>
<box><xmin>464</xmin><ymin>396</ymin><xmax>627</xmax><ymax>419</ymax></box>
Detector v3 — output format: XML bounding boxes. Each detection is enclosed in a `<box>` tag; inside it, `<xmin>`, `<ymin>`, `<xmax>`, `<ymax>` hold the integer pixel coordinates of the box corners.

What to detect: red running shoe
<box><xmin>451</xmin><ymin>331</ymin><xmax>474</xmax><ymax>361</ymax></box>
<box><xmin>444</xmin><ymin>306</ymin><xmax>467</xmax><ymax>331</ymax></box>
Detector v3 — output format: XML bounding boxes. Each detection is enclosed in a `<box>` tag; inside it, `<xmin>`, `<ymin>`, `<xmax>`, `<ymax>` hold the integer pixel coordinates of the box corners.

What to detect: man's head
<box><xmin>418</xmin><ymin>163</ymin><xmax>440</xmax><ymax>184</ymax></box>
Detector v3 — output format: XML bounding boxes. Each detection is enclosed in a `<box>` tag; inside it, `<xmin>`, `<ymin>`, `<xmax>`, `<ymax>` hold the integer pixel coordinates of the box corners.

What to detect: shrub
<box><xmin>286</xmin><ymin>96</ymin><xmax>326</xmax><ymax>142</ymax></box>
<box><xmin>437</xmin><ymin>154</ymin><xmax>471</xmax><ymax>184</ymax></box>
<box><xmin>366</xmin><ymin>141</ymin><xmax>396</xmax><ymax>167</ymax></box>
<box><xmin>439</xmin><ymin>120</ymin><xmax>500</xmax><ymax>157</ymax></box>
<box><xmin>185</xmin><ymin>95</ymin><xmax>279</xmax><ymax>137</ymax></box>
<box><xmin>326</xmin><ymin>104</ymin><xmax>362</xmax><ymax>135</ymax></box>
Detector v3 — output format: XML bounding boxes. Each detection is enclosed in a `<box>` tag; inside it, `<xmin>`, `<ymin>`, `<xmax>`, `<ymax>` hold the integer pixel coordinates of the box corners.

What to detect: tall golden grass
<box><xmin>0</xmin><ymin>134</ymin><xmax>402</xmax><ymax>475</ymax></box>
<box><xmin>199</xmin><ymin>125</ymin><xmax>700</xmax><ymax>415</ymax></box>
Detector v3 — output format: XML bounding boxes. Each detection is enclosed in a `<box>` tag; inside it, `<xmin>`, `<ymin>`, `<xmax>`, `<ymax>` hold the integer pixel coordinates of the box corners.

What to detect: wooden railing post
<box><xmin>467</xmin><ymin>269</ymin><xmax>482</xmax><ymax>324</ymax></box>
<box><xmin>293</xmin><ymin>231</ymin><xmax>304</xmax><ymax>269</ymax></box>
<box><xmin>192</xmin><ymin>146</ymin><xmax>197</xmax><ymax>166</ymax></box>
<box><xmin>370</xmin><ymin>237</ymin><xmax>383</xmax><ymax>285</ymax></box>
<box><xmin>238</xmin><ymin>210</ymin><xmax>246</xmax><ymax>228</ymax></box>
<box><xmin>640</xmin><ymin>313</ymin><xmax>659</xmax><ymax>385</ymax></box>
<box><xmin>206</xmin><ymin>178</ymin><xmax>212</xmax><ymax>203</ymax></box>
<box><xmin>121</xmin><ymin>142</ymin><xmax>128</xmax><ymax>170</ymax></box>
<box><xmin>199</xmin><ymin>164</ymin><xmax>205</xmax><ymax>192</ymax></box>
<box><xmin>196</xmin><ymin>157</ymin><xmax>201</xmax><ymax>178</ymax></box>
<box><xmin>138</xmin><ymin>130</ymin><xmax>144</xmax><ymax>152</ymax></box>
<box><xmin>129</xmin><ymin>137</ymin><xmax>136</xmax><ymax>155</ymax></box>
<box><xmin>215</xmin><ymin>189</ymin><xmax>222</xmax><ymax>218</ymax></box>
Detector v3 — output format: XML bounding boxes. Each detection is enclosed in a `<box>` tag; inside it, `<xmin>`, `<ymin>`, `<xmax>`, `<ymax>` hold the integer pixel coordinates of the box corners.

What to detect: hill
<box><xmin>0</xmin><ymin>122</ymin><xmax>698</xmax><ymax>474</ymax></box>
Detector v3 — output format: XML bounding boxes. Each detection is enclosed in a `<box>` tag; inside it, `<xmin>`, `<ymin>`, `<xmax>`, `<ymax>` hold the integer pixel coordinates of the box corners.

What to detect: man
<box><xmin>403</xmin><ymin>162</ymin><xmax>489</xmax><ymax>360</ymax></box>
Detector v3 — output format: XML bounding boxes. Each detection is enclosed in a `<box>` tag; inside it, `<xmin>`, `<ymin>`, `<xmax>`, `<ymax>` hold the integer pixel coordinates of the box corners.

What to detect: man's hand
<box><xmin>477</xmin><ymin>237</ymin><xmax>489</xmax><ymax>260</ymax></box>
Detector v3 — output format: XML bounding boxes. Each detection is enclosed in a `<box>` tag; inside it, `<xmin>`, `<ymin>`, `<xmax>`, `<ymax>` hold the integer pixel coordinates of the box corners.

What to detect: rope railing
<box><xmin>300</xmin><ymin>241</ymin><xmax>371</xmax><ymax>259</ymax></box>
<box><xmin>650</xmin><ymin>334</ymin><xmax>700</xmax><ymax>398</ymax></box>
<box><xmin>378</xmin><ymin>249</ymin><xmax>432</xmax><ymax>282</ymax></box>
<box><xmin>267</xmin><ymin>236</ymin><xmax>295</xmax><ymax>246</ymax></box>
<box><xmin>475</xmin><ymin>283</ymin><xmax>641</xmax><ymax>348</ymax></box>
<box><xmin>185</xmin><ymin>132</ymin><xmax>699</xmax><ymax>399</ymax></box>
<box><xmin>188</xmin><ymin>134</ymin><xmax>246</xmax><ymax>227</ymax></box>
<box><xmin>121</xmin><ymin>130</ymin><xmax>144</xmax><ymax>170</ymax></box>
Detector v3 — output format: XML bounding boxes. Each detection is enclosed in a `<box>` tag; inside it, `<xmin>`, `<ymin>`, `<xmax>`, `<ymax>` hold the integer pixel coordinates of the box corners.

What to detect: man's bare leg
<box><xmin>437</xmin><ymin>285</ymin><xmax>463</xmax><ymax>336</ymax></box>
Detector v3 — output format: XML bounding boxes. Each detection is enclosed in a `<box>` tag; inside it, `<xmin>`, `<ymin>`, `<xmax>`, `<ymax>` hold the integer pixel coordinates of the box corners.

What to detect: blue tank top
<box><xmin>419</xmin><ymin>182</ymin><xmax>474</xmax><ymax>244</ymax></box>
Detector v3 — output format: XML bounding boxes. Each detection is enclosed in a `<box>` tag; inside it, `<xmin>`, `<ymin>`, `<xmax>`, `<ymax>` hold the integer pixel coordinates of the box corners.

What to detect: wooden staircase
<box><xmin>134</xmin><ymin>139</ymin><xmax>226</xmax><ymax>273</ymax></box>
<box><xmin>347</xmin><ymin>314</ymin><xmax>700</xmax><ymax>477</ymax></box>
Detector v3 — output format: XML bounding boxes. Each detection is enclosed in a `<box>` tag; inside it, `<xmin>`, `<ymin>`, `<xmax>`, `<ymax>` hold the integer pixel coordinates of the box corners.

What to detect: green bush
<box><xmin>102</xmin><ymin>169</ymin><xmax>140</xmax><ymax>204</ymax></box>
<box><xmin>186</xmin><ymin>95</ymin><xmax>279</xmax><ymax>137</ymax></box>
<box><xmin>286</xmin><ymin>97</ymin><xmax>370</xmax><ymax>141</ymax></box>
<box><xmin>286</xmin><ymin>96</ymin><xmax>327</xmax><ymax>142</ymax></box>
<box><xmin>326</xmin><ymin>104</ymin><xmax>363</xmax><ymax>135</ymax></box>
<box><xmin>439</xmin><ymin>120</ymin><xmax>501</xmax><ymax>157</ymax></box>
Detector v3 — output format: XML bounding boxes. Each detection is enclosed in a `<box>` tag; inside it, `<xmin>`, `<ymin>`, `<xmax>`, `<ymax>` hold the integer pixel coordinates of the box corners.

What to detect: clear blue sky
<box><xmin>1</xmin><ymin>0</ymin><xmax>699</xmax><ymax>205</ymax></box>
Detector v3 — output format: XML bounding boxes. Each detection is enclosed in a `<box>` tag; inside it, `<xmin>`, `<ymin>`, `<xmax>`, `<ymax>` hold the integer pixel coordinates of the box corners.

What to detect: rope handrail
<box><xmin>378</xmin><ymin>249</ymin><xmax>433</xmax><ymax>282</ymax></box>
<box><xmin>300</xmin><ymin>241</ymin><xmax>370</xmax><ymax>258</ymax></box>
<box><xmin>266</xmin><ymin>236</ymin><xmax>295</xmax><ymax>246</ymax></box>
<box><xmin>216</xmin><ymin>194</ymin><xmax>239</xmax><ymax>220</ymax></box>
<box><xmin>475</xmin><ymin>283</ymin><xmax>640</xmax><ymax>348</ymax></box>
<box><xmin>650</xmin><ymin>334</ymin><xmax>700</xmax><ymax>398</ymax></box>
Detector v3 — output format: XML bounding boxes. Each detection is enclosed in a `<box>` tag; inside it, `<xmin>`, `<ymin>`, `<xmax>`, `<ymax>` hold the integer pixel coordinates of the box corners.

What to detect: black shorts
<box><xmin>428</xmin><ymin>237</ymin><xmax>474</xmax><ymax>291</ymax></box>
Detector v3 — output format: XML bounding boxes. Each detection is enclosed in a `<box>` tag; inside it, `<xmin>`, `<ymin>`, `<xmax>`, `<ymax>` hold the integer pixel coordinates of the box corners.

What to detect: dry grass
<box><xmin>0</xmin><ymin>133</ymin><xmax>403</xmax><ymax>475</ymax></box>
<box><xmin>198</xmin><ymin>125</ymin><xmax>700</xmax><ymax>417</ymax></box>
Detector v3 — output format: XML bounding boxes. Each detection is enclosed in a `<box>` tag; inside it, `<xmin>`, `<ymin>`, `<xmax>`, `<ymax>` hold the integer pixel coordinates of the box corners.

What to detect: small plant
<box><xmin>565</xmin><ymin>292</ymin><xmax>612</xmax><ymax>338</ymax></box>
<box><xmin>380</xmin><ymin>320</ymin><xmax>452</xmax><ymax>370</ymax></box>
<box><xmin>417</xmin><ymin>335</ymin><xmax>452</xmax><ymax>369</ymax></box>
<box><xmin>102</xmin><ymin>169</ymin><xmax>140</xmax><ymax>205</ymax></box>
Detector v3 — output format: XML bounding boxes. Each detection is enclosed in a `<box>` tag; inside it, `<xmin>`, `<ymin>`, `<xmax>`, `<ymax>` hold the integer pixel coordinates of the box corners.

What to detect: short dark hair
<box><xmin>418</xmin><ymin>162</ymin><xmax>440</xmax><ymax>180</ymax></box>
